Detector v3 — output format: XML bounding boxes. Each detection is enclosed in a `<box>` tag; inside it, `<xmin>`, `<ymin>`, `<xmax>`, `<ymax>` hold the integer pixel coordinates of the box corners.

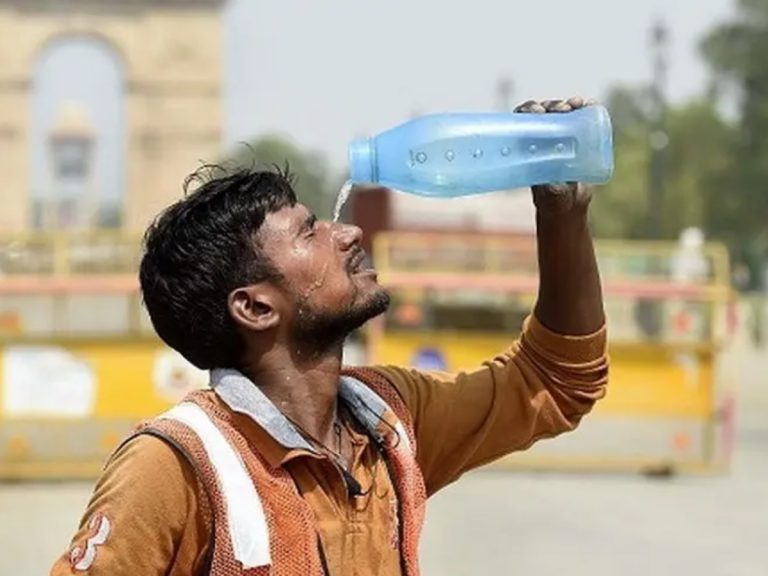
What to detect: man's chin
<box><xmin>344</xmin><ymin>289</ymin><xmax>390</xmax><ymax>332</ymax></box>
<box><xmin>363</xmin><ymin>287</ymin><xmax>391</xmax><ymax>317</ymax></box>
<box><xmin>293</xmin><ymin>290</ymin><xmax>390</xmax><ymax>350</ymax></box>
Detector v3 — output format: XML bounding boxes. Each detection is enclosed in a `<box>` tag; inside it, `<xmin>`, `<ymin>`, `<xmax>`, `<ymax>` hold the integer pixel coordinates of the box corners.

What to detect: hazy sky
<box><xmin>33</xmin><ymin>0</ymin><xmax>736</xmax><ymax>203</ymax></box>
<box><xmin>223</xmin><ymin>0</ymin><xmax>735</xmax><ymax>166</ymax></box>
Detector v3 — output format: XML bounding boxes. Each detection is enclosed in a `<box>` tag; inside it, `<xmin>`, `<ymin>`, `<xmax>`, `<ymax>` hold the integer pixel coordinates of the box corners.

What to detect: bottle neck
<box><xmin>349</xmin><ymin>137</ymin><xmax>376</xmax><ymax>185</ymax></box>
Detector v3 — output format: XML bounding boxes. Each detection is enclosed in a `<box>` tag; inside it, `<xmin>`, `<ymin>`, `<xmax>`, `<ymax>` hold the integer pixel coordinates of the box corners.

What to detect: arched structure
<box><xmin>0</xmin><ymin>0</ymin><xmax>224</xmax><ymax>231</ymax></box>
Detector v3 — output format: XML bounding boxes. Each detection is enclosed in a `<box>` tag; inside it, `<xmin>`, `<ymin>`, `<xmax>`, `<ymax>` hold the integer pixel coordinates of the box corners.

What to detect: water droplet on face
<box><xmin>472</xmin><ymin>148</ymin><xmax>483</xmax><ymax>159</ymax></box>
<box><xmin>416</xmin><ymin>152</ymin><xmax>428</xmax><ymax>163</ymax></box>
<box><xmin>528</xmin><ymin>145</ymin><xmax>538</xmax><ymax>154</ymax></box>
<box><xmin>445</xmin><ymin>150</ymin><xmax>455</xmax><ymax>162</ymax></box>
<box><xmin>302</xmin><ymin>263</ymin><xmax>330</xmax><ymax>299</ymax></box>
<box><xmin>501</xmin><ymin>146</ymin><xmax>511</xmax><ymax>157</ymax></box>
<box><xmin>555</xmin><ymin>143</ymin><xmax>566</xmax><ymax>153</ymax></box>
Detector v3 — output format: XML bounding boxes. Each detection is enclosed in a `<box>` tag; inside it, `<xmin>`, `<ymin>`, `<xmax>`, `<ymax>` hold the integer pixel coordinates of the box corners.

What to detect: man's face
<box><xmin>258</xmin><ymin>203</ymin><xmax>390</xmax><ymax>348</ymax></box>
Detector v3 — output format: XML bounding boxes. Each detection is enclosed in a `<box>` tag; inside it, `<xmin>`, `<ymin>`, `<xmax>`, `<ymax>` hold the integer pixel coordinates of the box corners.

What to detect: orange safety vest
<box><xmin>125</xmin><ymin>367</ymin><xmax>427</xmax><ymax>576</ymax></box>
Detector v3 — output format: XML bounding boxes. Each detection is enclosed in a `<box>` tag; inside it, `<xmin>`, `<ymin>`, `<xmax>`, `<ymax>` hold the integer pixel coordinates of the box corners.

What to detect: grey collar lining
<box><xmin>209</xmin><ymin>368</ymin><xmax>390</xmax><ymax>452</ymax></box>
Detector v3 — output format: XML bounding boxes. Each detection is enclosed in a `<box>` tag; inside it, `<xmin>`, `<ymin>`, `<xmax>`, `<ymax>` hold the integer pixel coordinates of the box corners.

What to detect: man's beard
<box><xmin>292</xmin><ymin>289</ymin><xmax>390</xmax><ymax>355</ymax></box>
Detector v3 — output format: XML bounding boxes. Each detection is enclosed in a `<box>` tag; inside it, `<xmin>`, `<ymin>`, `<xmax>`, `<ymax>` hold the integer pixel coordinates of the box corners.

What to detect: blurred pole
<box><xmin>497</xmin><ymin>77</ymin><xmax>514</xmax><ymax>113</ymax></box>
<box><xmin>648</xmin><ymin>19</ymin><xmax>669</xmax><ymax>238</ymax></box>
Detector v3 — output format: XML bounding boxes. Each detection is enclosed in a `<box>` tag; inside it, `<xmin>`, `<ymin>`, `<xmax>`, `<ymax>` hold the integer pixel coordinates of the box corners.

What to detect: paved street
<box><xmin>422</xmin><ymin>445</ymin><xmax>767</xmax><ymax>575</ymax></box>
<box><xmin>5</xmin><ymin>443</ymin><xmax>766</xmax><ymax>575</ymax></box>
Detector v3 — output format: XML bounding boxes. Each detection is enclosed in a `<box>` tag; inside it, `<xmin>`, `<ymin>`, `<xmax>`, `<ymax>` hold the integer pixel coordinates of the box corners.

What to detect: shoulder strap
<box><xmin>157</xmin><ymin>402</ymin><xmax>271</xmax><ymax>570</ymax></box>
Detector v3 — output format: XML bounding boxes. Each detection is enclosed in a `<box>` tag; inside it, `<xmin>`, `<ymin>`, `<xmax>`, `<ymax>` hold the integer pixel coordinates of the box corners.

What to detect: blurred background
<box><xmin>0</xmin><ymin>0</ymin><xmax>766</xmax><ymax>574</ymax></box>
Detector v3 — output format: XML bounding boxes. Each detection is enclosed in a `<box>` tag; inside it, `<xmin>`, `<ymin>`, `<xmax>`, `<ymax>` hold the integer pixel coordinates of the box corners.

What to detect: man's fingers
<box><xmin>516</xmin><ymin>97</ymin><xmax>597</xmax><ymax>114</ymax></box>
<box><xmin>576</xmin><ymin>183</ymin><xmax>595</xmax><ymax>205</ymax></box>
<box><xmin>514</xmin><ymin>100</ymin><xmax>546</xmax><ymax>113</ymax></box>
<box><xmin>567</xmin><ymin>96</ymin><xmax>599</xmax><ymax>109</ymax></box>
<box><xmin>532</xmin><ymin>182</ymin><xmax>594</xmax><ymax>215</ymax></box>
<box><xmin>544</xmin><ymin>99</ymin><xmax>573</xmax><ymax>113</ymax></box>
<box><xmin>534</xmin><ymin>182</ymin><xmax>576</xmax><ymax>196</ymax></box>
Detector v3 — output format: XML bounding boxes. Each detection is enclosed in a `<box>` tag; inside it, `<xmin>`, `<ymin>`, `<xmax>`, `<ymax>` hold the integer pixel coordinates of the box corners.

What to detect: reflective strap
<box><xmin>393</xmin><ymin>420</ymin><xmax>412</xmax><ymax>454</ymax></box>
<box><xmin>160</xmin><ymin>403</ymin><xmax>271</xmax><ymax>569</ymax></box>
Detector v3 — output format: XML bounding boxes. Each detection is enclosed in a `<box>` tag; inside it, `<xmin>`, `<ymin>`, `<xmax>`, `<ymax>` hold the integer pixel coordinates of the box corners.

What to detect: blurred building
<box><xmin>0</xmin><ymin>0</ymin><xmax>224</xmax><ymax>232</ymax></box>
<box><xmin>350</xmin><ymin>187</ymin><xmax>536</xmax><ymax>254</ymax></box>
<box><xmin>45</xmin><ymin>102</ymin><xmax>95</xmax><ymax>230</ymax></box>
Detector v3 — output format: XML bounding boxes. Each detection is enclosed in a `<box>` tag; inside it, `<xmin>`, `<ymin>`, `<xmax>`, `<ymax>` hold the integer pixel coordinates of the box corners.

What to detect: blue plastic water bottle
<box><xmin>348</xmin><ymin>106</ymin><xmax>614</xmax><ymax>197</ymax></box>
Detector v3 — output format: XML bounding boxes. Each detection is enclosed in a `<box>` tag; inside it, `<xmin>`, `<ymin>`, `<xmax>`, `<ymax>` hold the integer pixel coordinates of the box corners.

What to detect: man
<box><xmin>52</xmin><ymin>97</ymin><xmax>608</xmax><ymax>575</ymax></box>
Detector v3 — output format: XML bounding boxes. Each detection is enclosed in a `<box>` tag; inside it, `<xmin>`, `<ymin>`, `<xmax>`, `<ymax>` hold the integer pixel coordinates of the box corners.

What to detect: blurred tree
<box><xmin>225</xmin><ymin>135</ymin><xmax>340</xmax><ymax>219</ymax></box>
<box><xmin>592</xmin><ymin>88</ymin><xmax>734</xmax><ymax>242</ymax></box>
<box><xmin>666</xmin><ymin>101</ymin><xmax>735</xmax><ymax>240</ymax></box>
<box><xmin>590</xmin><ymin>86</ymin><xmax>651</xmax><ymax>239</ymax></box>
<box><xmin>701</xmin><ymin>0</ymin><xmax>768</xmax><ymax>287</ymax></box>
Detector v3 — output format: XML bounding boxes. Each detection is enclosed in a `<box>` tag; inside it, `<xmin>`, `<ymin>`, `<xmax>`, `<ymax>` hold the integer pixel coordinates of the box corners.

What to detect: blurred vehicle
<box><xmin>0</xmin><ymin>229</ymin><xmax>735</xmax><ymax>478</ymax></box>
<box><xmin>366</xmin><ymin>230</ymin><xmax>735</xmax><ymax>475</ymax></box>
<box><xmin>0</xmin><ymin>232</ymin><xmax>167</xmax><ymax>479</ymax></box>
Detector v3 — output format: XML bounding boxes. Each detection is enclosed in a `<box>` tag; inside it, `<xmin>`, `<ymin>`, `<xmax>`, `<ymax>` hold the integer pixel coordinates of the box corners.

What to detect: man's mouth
<box><xmin>347</xmin><ymin>249</ymin><xmax>374</xmax><ymax>275</ymax></box>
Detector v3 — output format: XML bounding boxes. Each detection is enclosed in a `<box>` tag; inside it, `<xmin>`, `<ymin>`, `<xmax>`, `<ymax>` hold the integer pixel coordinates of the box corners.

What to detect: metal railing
<box><xmin>0</xmin><ymin>230</ymin><xmax>735</xmax><ymax>343</ymax></box>
<box><xmin>0</xmin><ymin>232</ymin><xmax>142</xmax><ymax>277</ymax></box>
<box><xmin>0</xmin><ymin>231</ymin><xmax>732</xmax><ymax>288</ymax></box>
<box><xmin>373</xmin><ymin>232</ymin><xmax>732</xmax><ymax>297</ymax></box>
<box><xmin>0</xmin><ymin>232</ymin><xmax>146</xmax><ymax>340</ymax></box>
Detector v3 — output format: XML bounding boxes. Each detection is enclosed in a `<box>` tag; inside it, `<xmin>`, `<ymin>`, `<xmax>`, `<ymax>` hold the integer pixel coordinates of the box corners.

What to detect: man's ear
<box><xmin>228</xmin><ymin>285</ymin><xmax>281</xmax><ymax>332</ymax></box>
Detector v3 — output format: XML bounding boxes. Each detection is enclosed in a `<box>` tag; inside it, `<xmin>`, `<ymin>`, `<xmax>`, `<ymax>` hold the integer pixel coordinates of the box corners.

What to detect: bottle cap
<box><xmin>349</xmin><ymin>138</ymin><xmax>375</xmax><ymax>184</ymax></box>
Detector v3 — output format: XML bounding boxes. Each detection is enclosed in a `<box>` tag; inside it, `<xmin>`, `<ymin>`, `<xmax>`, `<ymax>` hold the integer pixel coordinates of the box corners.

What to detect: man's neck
<box><xmin>242</xmin><ymin>345</ymin><xmax>344</xmax><ymax>447</ymax></box>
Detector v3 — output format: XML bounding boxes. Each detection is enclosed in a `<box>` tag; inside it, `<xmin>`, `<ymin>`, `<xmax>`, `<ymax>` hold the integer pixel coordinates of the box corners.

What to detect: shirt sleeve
<box><xmin>374</xmin><ymin>314</ymin><xmax>608</xmax><ymax>495</ymax></box>
<box><xmin>50</xmin><ymin>435</ymin><xmax>211</xmax><ymax>576</ymax></box>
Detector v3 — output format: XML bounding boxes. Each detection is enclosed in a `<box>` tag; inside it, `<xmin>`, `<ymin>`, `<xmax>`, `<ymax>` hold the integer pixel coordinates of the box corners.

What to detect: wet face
<box><xmin>258</xmin><ymin>204</ymin><xmax>390</xmax><ymax>348</ymax></box>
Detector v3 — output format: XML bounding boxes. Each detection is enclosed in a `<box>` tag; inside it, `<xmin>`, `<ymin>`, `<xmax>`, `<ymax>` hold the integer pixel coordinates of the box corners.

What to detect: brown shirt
<box><xmin>51</xmin><ymin>315</ymin><xmax>608</xmax><ymax>575</ymax></box>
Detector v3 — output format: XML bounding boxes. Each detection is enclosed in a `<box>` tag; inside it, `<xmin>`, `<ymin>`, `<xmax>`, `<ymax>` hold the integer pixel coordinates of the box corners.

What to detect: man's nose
<box><xmin>334</xmin><ymin>223</ymin><xmax>364</xmax><ymax>249</ymax></box>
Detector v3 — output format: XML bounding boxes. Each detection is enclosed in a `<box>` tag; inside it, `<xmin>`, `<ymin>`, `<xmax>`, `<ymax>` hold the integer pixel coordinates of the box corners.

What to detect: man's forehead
<box><xmin>261</xmin><ymin>203</ymin><xmax>311</xmax><ymax>235</ymax></box>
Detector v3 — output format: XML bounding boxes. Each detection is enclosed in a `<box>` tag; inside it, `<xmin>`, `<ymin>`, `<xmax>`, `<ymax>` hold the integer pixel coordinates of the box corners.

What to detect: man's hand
<box><xmin>514</xmin><ymin>97</ymin><xmax>595</xmax><ymax>217</ymax></box>
<box><xmin>513</xmin><ymin>96</ymin><xmax>605</xmax><ymax>335</ymax></box>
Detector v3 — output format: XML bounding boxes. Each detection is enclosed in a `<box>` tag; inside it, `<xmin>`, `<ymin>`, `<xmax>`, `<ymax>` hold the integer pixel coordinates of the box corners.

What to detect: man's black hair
<box><xmin>140</xmin><ymin>165</ymin><xmax>297</xmax><ymax>369</ymax></box>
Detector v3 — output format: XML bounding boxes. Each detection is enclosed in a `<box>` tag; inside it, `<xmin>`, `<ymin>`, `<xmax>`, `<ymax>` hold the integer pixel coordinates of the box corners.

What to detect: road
<box><xmin>4</xmin><ymin>444</ymin><xmax>765</xmax><ymax>575</ymax></box>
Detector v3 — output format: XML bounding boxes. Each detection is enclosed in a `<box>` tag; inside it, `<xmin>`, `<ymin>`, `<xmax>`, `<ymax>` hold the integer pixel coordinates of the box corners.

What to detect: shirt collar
<box><xmin>210</xmin><ymin>368</ymin><xmax>315</xmax><ymax>453</ymax></box>
<box><xmin>209</xmin><ymin>368</ymin><xmax>393</xmax><ymax>457</ymax></box>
